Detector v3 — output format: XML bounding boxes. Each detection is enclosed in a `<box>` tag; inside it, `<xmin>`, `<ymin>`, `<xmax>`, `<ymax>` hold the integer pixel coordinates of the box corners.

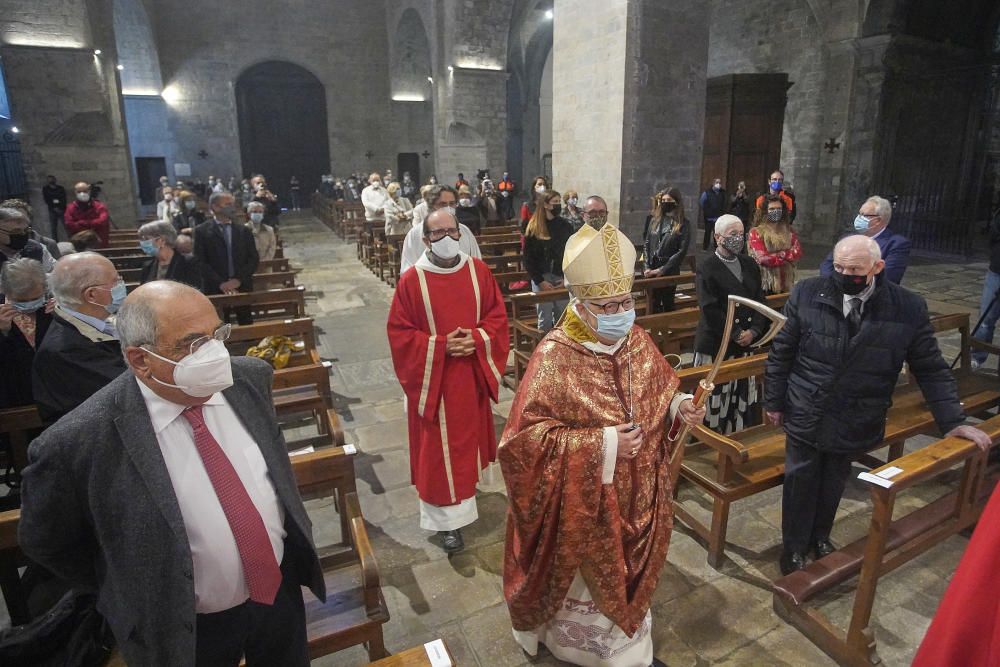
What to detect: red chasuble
<box><xmin>913</xmin><ymin>483</ymin><xmax>1000</xmax><ymax>666</ymax></box>
<box><xmin>387</xmin><ymin>254</ymin><xmax>510</xmax><ymax>506</ymax></box>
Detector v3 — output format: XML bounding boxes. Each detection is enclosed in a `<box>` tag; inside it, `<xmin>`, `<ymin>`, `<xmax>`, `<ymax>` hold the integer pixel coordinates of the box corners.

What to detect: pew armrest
<box><xmin>345</xmin><ymin>492</ymin><xmax>382</xmax><ymax>615</ymax></box>
<box><xmin>970</xmin><ymin>338</ymin><xmax>1000</xmax><ymax>356</ymax></box>
<box><xmin>689</xmin><ymin>424</ymin><xmax>750</xmax><ymax>464</ymax></box>
<box><xmin>861</xmin><ymin>414</ymin><xmax>1000</xmax><ymax>493</ymax></box>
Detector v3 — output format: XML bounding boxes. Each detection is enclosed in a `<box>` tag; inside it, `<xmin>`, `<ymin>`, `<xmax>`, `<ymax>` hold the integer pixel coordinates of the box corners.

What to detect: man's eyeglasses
<box><xmin>585</xmin><ymin>295</ymin><xmax>635</xmax><ymax>315</ymax></box>
<box><xmin>88</xmin><ymin>277</ymin><xmax>125</xmax><ymax>292</ymax></box>
<box><xmin>156</xmin><ymin>323</ymin><xmax>232</xmax><ymax>356</ymax></box>
<box><xmin>426</xmin><ymin>228</ymin><xmax>461</xmax><ymax>242</ymax></box>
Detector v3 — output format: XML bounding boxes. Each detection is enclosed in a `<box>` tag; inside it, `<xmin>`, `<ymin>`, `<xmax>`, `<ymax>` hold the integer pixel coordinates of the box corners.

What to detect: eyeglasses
<box><xmin>426</xmin><ymin>228</ymin><xmax>461</xmax><ymax>242</ymax></box>
<box><xmin>156</xmin><ymin>323</ymin><xmax>232</xmax><ymax>356</ymax></box>
<box><xmin>585</xmin><ymin>295</ymin><xmax>635</xmax><ymax>315</ymax></box>
<box><xmin>88</xmin><ymin>277</ymin><xmax>125</xmax><ymax>291</ymax></box>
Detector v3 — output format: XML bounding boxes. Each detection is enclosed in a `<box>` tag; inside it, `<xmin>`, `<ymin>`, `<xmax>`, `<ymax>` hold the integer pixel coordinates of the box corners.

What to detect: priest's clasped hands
<box><xmin>445</xmin><ymin>327</ymin><xmax>476</xmax><ymax>357</ymax></box>
<box><xmin>615</xmin><ymin>399</ymin><xmax>707</xmax><ymax>459</ymax></box>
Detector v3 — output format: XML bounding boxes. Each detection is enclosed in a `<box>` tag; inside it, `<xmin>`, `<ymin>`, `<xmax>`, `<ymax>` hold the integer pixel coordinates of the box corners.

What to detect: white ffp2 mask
<box><xmin>144</xmin><ymin>339</ymin><xmax>234</xmax><ymax>397</ymax></box>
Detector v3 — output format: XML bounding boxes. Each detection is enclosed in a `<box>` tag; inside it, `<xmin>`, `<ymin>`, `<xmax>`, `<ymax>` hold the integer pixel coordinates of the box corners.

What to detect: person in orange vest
<box><xmin>755</xmin><ymin>169</ymin><xmax>796</xmax><ymax>223</ymax></box>
<box><xmin>497</xmin><ymin>171</ymin><xmax>516</xmax><ymax>221</ymax></box>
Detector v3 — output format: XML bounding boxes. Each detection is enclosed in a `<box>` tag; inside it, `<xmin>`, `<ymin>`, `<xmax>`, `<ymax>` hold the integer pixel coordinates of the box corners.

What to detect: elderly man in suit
<box><xmin>19</xmin><ymin>281</ymin><xmax>324</xmax><ymax>666</ymax></box>
<box><xmin>820</xmin><ymin>195</ymin><xmax>912</xmax><ymax>284</ymax></box>
<box><xmin>194</xmin><ymin>191</ymin><xmax>259</xmax><ymax>324</ymax></box>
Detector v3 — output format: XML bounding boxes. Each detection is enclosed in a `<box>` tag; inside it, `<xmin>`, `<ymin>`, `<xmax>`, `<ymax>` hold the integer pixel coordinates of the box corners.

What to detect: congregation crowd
<box><xmin>0</xmin><ymin>161</ymin><xmax>997</xmax><ymax>666</ymax></box>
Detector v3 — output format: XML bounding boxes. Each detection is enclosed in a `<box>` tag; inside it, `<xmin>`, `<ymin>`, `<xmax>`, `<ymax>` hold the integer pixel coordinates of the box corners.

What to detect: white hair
<box><xmin>714</xmin><ymin>214</ymin><xmax>743</xmax><ymax>235</ymax></box>
<box><xmin>834</xmin><ymin>234</ymin><xmax>882</xmax><ymax>263</ymax></box>
<box><xmin>116</xmin><ymin>298</ymin><xmax>159</xmax><ymax>360</ymax></box>
<box><xmin>138</xmin><ymin>221</ymin><xmax>177</xmax><ymax>247</ymax></box>
<box><xmin>49</xmin><ymin>251</ymin><xmax>111</xmax><ymax>308</ymax></box>
<box><xmin>864</xmin><ymin>196</ymin><xmax>892</xmax><ymax>226</ymax></box>
<box><xmin>0</xmin><ymin>257</ymin><xmax>46</xmax><ymax>298</ymax></box>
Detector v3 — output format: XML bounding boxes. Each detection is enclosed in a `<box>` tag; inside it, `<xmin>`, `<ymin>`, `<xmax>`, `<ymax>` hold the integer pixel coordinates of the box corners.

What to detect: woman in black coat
<box><xmin>694</xmin><ymin>214</ymin><xmax>768</xmax><ymax>433</ymax></box>
<box><xmin>523</xmin><ymin>190</ymin><xmax>574</xmax><ymax>332</ymax></box>
<box><xmin>138</xmin><ymin>220</ymin><xmax>204</xmax><ymax>291</ymax></box>
<box><xmin>642</xmin><ymin>187</ymin><xmax>691</xmax><ymax>312</ymax></box>
<box><xmin>172</xmin><ymin>190</ymin><xmax>206</xmax><ymax>235</ymax></box>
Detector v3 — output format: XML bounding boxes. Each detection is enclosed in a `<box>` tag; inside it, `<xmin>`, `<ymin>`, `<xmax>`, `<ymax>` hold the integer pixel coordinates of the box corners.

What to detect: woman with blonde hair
<box><xmin>642</xmin><ymin>186</ymin><xmax>691</xmax><ymax>312</ymax></box>
<box><xmin>524</xmin><ymin>189</ymin><xmax>573</xmax><ymax>332</ymax></box>
<box><xmin>562</xmin><ymin>189</ymin><xmax>584</xmax><ymax>230</ymax></box>
<box><xmin>383</xmin><ymin>181</ymin><xmax>413</xmax><ymax>235</ymax></box>
<box><xmin>747</xmin><ymin>194</ymin><xmax>802</xmax><ymax>294</ymax></box>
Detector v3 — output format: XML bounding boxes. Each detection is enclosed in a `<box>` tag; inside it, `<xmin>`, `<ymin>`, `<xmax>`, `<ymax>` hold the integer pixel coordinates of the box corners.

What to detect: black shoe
<box><xmin>652</xmin><ymin>658</ymin><xmax>668</xmax><ymax>667</ymax></box>
<box><xmin>779</xmin><ymin>551</ymin><xmax>807</xmax><ymax>576</ymax></box>
<box><xmin>812</xmin><ymin>538</ymin><xmax>836</xmax><ymax>559</ymax></box>
<box><xmin>440</xmin><ymin>529</ymin><xmax>464</xmax><ymax>554</ymax></box>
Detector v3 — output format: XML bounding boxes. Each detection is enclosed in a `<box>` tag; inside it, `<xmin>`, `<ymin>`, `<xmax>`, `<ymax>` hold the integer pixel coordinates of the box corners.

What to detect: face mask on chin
<box><xmin>143</xmin><ymin>339</ymin><xmax>234</xmax><ymax>398</ymax></box>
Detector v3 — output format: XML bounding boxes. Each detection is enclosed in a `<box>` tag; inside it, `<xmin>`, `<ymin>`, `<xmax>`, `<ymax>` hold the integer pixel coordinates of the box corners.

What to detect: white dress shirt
<box><xmin>136</xmin><ymin>380</ymin><xmax>286</xmax><ymax>613</ymax></box>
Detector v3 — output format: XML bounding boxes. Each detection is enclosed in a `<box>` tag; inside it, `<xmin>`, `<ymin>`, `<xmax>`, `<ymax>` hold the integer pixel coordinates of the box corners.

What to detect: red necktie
<box><xmin>182</xmin><ymin>405</ymin><xmax>282</xmax><ymax>605</ymax></box>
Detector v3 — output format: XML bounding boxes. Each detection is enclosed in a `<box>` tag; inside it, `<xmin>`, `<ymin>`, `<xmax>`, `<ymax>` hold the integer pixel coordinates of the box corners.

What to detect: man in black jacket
<box><xmin>194</xmin><ymin>192</ymin><xmax>259</xmax><ymax>324</ymax></box>
<box><xmin>765</xmin><ymin>235</ymin><xmax>990</xmax><ymax>575</ymax></box>
<box><xmin>42</xmin><ymin>175</ymin><xmax>67</xmax><ymax>240</ymax></box>
<box><xmin>32</xmin><ymin>252</ymin><xmax>127</xmax><ymax>422</ymax></box>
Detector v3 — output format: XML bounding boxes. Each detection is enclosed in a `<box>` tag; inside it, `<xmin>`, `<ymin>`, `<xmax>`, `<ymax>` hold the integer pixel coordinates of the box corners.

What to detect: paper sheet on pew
<box><xmin>289</xmin><ymin>446</ymin><xmax>314</xmax><ymax>457</ymax></box>
<box><xmin>858</xmin><ymin>466</ymin><xmax>904</xmax><ymax>488</ymax></box>
<box><xmin>423</xmin><ymin>638</ymin><xmax>452</xmax><ymax>667</ymax></box>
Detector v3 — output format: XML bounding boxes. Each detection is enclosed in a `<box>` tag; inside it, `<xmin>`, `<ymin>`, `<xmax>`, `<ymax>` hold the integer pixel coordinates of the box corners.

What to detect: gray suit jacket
<box><xmin>18</xmin><ymin>356</ymin><xmax>325</xmax><ymax>666</ymax></box>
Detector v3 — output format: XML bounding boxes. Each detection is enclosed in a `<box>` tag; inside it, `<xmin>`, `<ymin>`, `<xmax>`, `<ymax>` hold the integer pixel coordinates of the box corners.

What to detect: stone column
<box><xmin>552</xmin><ymin>0</ymin><xmax>710</xmax><ymax>240</ymax></box>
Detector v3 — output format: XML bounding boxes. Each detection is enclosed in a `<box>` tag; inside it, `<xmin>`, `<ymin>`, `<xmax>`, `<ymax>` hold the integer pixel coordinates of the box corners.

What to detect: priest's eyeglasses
<box><xmin>159</xmin><ymin>323</ymin><xmax>233</xmax><ymax>356</ymax></box>
<box><xmin>585</xmin><ymin>295</ymin><xmax>636</xmax><ymax>315</ymax></box>
<box><xmin>426</xmin><ymin>228</ymin><xmax>461</xmax><ymax>242</ymax></box>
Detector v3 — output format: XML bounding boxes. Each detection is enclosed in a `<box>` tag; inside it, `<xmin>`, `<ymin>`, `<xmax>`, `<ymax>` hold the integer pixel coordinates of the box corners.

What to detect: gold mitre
<box><xmin>562</xmin><ymin>222</ymin><xmax>637</xmax><ymax>299</ymax></box>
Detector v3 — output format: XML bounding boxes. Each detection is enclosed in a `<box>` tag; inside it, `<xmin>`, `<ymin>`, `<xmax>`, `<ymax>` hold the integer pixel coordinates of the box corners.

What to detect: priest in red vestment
<box><xmin>913</xmin><ymin>480</ymin><xmax>1000</xmax><ymax>666</ymax></box>
<box><xmin>499</xmin><ymin>220</ymin><xmax>705</xmax><ymax>667</ymax></box>
<box><xmin>388</xmin><ymin>209</ymin><xmax>509</xmax><ymax>553</ymax></box>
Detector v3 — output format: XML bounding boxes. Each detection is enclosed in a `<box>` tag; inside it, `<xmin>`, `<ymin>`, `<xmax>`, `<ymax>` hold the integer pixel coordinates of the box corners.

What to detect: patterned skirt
<box><xmin>692</xmin><ymin>351</ymin><xmax>758</xmax><ymax>434</ymax></box>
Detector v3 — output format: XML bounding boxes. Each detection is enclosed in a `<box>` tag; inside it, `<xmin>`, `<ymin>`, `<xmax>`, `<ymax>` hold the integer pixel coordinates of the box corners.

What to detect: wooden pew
<box><xmin>209</xmin><ymin>285</ymin><xmax>307</xmax><ymax>321</ymax></box>
<box><xmin>674</xmin><ymin>312</ymin><xmax>1000</xmax><ymax>568</ymax></box>
<box><xmin>368</xmin><ymin>640</ymin><xmax>456</xmax><ymax>666</ymax></box>
<box><xmin>772</xmin><ymin>414</ymin><xmax>1000</xmax><ymax>667</ymax></box>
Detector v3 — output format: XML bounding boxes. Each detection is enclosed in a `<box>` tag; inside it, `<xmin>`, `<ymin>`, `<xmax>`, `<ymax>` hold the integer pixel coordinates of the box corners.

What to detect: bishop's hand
<box><xmin>616</xmin><ymin>423</ymin><xmax>642</xmax><ymax>459</ymax></box>
<box><xmin>678</xmin><ymin>399</ymin><xmax>706</xmax><ymax>427</ymax></box>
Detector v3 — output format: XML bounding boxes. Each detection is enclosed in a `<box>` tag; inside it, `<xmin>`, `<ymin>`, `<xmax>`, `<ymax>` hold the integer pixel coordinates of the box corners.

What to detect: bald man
<box><xmin>765</xmin><ymin>235</ymin><xmax>990</xmax><ymax>575</ymax></box>
<box><xmin>20</xmin><ymin>281</ymin><xmax>324</xmax><ymax>665</ymax></box>
<box><xmin>32</xmin><ymin>252</ymin><xmax>127</xmax><ymax>421</ymax></box>
<box><xmin>63</xmin><ymin>181</ymin><xmax>111</xmax><ymax>247</ymax></box>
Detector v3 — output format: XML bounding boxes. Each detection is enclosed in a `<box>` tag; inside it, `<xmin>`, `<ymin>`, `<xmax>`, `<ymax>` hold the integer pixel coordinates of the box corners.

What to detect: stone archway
<box><xmin>505</xmin><ymin>0</ymin><xmax>552</xmax><ymax>189</ymax></box>
<box><xmin>235</xmin><ymin>61</ymin><xmax>330</xmax><ymax>207</ymax></box>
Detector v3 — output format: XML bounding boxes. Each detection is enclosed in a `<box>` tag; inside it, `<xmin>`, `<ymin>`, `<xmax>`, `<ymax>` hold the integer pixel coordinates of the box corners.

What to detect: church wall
<box><xmin>150</xmin><ymin>0</ymin><xmax>398</xmax><ymax>185</ymax></box>
<box><xmin>707</xmin><ymin>0</ymin><xmax>830</xmax><ymax>237</ymax></box>
<box><xmin>0</xmin><ymin>0</ymin><xmax>137</xmax><ymax>228</ymax></box>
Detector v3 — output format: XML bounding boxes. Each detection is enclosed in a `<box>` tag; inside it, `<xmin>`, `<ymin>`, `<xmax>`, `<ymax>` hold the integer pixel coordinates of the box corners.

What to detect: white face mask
<box><xmin>440</xmin><ymin>205</ymin><xmax>456</xmax><ymax>218</ymax></box>
<box><xmin>459</xmin><ymin>198</ymin><xmax>472</xmax><ymax>207</ymax></box>
<box><xmin>535</xmin><ymin>185</ymin><xmax>546</xmax><ymax>193</ymax></box>
<box><xmin>76</xmin><ymin>192</ymin><xmax>91</xmax><ymax>202</ymax></box>
<box><xmin>431</xmin><ymin>235</ymin><xmax>461</xmax><ymax>260</ymax></box>
<box><xmin>144</xmin><ymin>339</ymin><xmax>234</xmax><ymax>397</ymax></box>
<box><xmin>164</xmin><ymin>194</ymin><xmax>173</xmax><ymax>201</ymax></box>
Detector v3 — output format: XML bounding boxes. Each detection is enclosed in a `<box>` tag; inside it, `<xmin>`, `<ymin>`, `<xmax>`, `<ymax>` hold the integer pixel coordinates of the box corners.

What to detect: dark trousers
<box><xmin>781</xmin><ymin>436</ymin><xmax>854</xmax><ymax>554</ymax></box>
<box><xmin>195</xmin><ymin>559</ymin><xmax>308</xmax><ymax>667</ymax></box>
<box><xmin>650</xmin><ymin>285</ymin><xmax>676</xmax><ymax>313</ymax></box>
<box><xmin>48</xmin><ymin>207</ymin><xmax>64</xmax><ymax>241</ymax></box>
